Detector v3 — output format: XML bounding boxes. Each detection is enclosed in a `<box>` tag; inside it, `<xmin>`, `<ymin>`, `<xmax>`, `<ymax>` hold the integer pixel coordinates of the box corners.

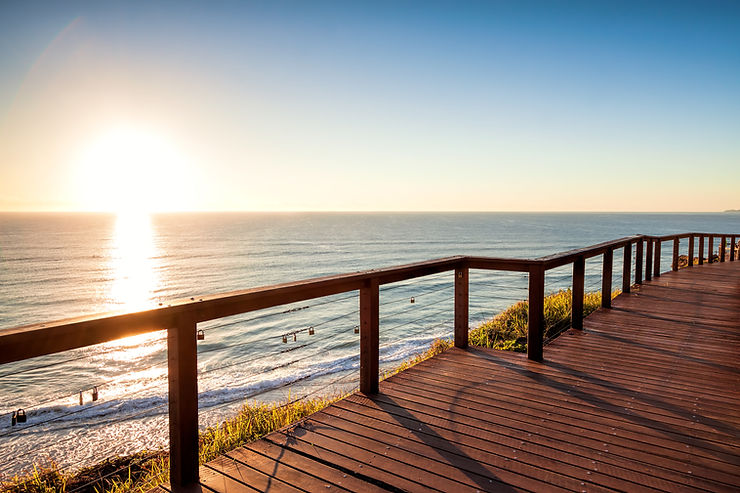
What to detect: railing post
<box><xmin>454</xmin><ymin>265</ymin><xmax>469</xmax><ymax>349</ymax></box>
<box><xmin>688</xmin><ymin>235</ymin><xmax>694</xmax><ymax>268</ymax></box>
<box><xmin>645</xmin><ymin>239</ymin><xmax>653</xmax><ymax>281</ymax></box>
<box><xmin>708</xmin><ymin>236</ymin><xmax>714</xmax><ymax>263</ymax></box>
<box><xmin>602</xmin><ymin>248</ymin><xmax>613</xmax><ymax>308</ymax></box>
<box><xmin>732</xmin><ymin>236</ymin><xmax>736</xmax><ymax>262</ymax></box>
<box><xmin>572</xmin><ymin>256</ymin><xmax>585</xmax><ymax>330</ymax></box>
<box><xmin>622</xmin><ymin>242</ymin><xmax>631</xmax><ymax>293</ymax></box>
<box><xmin>360</xmin><ymin>278</ymin><xmax>379</xmax><ymax>395</ymax></box>
<box><xmin>720</xmin><ymin>236</ymin><xmax>726</xmax><ymax>262</ymax></box>
<box><xmin>635</xmin><ymin>239</ymin><xmax>643</xmax><ymax>284</ymax></box>
<box><xmin>653</xmin><ymin>240</ymin><xmax>661</xmax><ymax>277</ymax></box>
<box><xmin>699</xmin><ymin>235</ymin><xmax>705</xmax><ymax>265</ymax></box>
<box><xmin>527</xmin><ymin>263</ymin><xmax>545</xmax><ymax>362</ymax></box>
<box><xmin>167</xmin><ymin>317</ymin><xmax>200</xmax><ymax>490</ymax></box>
<box><xmin>672</xmin><ymin>238</ymin><xmax>679</xmax><ymax>271</ymax></box>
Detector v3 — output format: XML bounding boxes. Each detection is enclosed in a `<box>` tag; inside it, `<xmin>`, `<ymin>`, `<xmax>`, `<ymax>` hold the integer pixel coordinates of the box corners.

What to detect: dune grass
<box><xmin>469</xmin><ymin>289</ymin><xmax>612</xmax><ymax>351</ymax></box>
<box><xmin>2</xmin><ymin>288</ymin><xmax>612</xmax><ymax>493</ymax></box>
<box><xmin>1</xmin><ymin>398</ymin><xmax>337</xmax><ymax>493</ymax></box>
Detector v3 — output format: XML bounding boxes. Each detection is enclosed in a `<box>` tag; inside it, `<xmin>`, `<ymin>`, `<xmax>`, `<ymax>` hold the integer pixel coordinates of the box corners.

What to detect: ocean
<box><xmin>1</xmin><ymin>212</ymin><xmax>738</xmax><ymax>475</ymax></box>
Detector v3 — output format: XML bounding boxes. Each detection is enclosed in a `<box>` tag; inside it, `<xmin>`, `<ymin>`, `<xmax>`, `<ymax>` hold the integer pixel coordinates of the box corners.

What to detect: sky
<box><xmin>0</xmin><ymin>1</ymin><xmax>738</xmax><ymax>212</ymax></box>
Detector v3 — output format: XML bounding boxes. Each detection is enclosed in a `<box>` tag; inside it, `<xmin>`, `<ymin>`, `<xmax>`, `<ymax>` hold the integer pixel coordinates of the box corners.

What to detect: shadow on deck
<box><xmin>157</xmin><ymin>261</ymin><xmax>740</xmax><ymax>492</ymax></box>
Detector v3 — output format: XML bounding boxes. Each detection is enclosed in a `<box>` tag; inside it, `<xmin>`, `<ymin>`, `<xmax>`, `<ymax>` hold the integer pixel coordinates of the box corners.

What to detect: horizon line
<box><xmin>0</xmin><ymin>209</ymin><xmax>737</xmax><ymax>214</ymax></box>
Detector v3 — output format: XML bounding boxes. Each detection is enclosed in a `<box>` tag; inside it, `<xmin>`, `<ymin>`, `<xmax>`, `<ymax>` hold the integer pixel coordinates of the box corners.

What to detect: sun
<box><xmin>74</xmin><ymin>126</ymin><xmax>193</xmax><ymax>213</ymax></box>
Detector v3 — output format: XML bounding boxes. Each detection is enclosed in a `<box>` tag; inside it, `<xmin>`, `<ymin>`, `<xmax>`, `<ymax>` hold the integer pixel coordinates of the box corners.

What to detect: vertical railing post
<box><xmin>572</xmin><ymin>256</ymin><xmax>585</xmax><ymax>330</ymax></box>
<box><xmin>360</xmin><ymin>278</ymin><xmax>379</xmax><ymax>395</ymax></box>
<box><xmin>167</xmin><ymin>317</ymin><xmax>200</xmax><ymax>490</ymax></box>
<box><xmin>731</xmin><ymin>236</ymin><xmax>736</xmax><ymax>262</ymax></box>
<box><xmin>654</xmin><ymin>240</ymin><xmax>662</xmax><ymax>277</ymax></box>
<box><xmin>645</xmin><ymin>239</ymin><xmax>653</xmax><ymax>281</ymax></box>
<box><xmin>672</xmin><ymin>237</ymin><xmax>679</xmax><ymax>271</ymax></box>
<box><xmin>635</xmin><ymin>239</ymin><xmax>643</xmax><ymax>284</ymax></box>
<box><xmin>622</xmin><ymin>242</ymin><xmax>632</xmax><ymax>293</ymax></box>
<box><xmin>602</xmin><ymin>248</ymin><xmax>613</xmax><ymax>308</ymax></box>
<box><xmin>454</xmin><ymin>265</ymin><xmax>469</xmax><ymax>349</ymax></box>
<box><xmin>527</xmin><ymin>263</ymin><xmax>545</xmax><ymax>362</ymax></box>
<box><xmin>720</xmin><ymin>236</ymin><xmax>726</xmax><ymax>262</ymax></box>
<box><xmin>708</xmin><ymin>236</ymin><xmax>714</xmax><ymax>264</ymax></box>
<box><xmin>699</xmin><ymin>235</ymin><xmax>705</xmax><ymax>265</ymax></box>
<box><xmin>688</xmin><ymin>235</ymin><xmax>694</xmax><ymax>268</ymax></box>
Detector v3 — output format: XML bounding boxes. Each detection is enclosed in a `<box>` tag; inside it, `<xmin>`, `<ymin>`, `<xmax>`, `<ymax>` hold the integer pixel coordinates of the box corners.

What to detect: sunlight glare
<box><xmin>75</xmin><ymin>126</ymin><xmax>192</xmax><ymax>213</ymax></box>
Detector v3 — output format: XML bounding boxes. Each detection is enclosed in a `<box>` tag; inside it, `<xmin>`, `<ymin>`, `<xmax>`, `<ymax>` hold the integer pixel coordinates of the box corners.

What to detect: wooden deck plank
<box><xmin>385</xmin><ymin>363</ymin><xmax>739</xmax><ymax>450</ymax></box>
<box><xmin>241</xmin><ymin>440</ymin><xmax>387</xmax><ymax>493</ymax></box>
<box><xmin>398</xmin><ymin>350</ymin><xmax>739</xmax><ymax>422</ymax></box>
<box><xmin>418</xmin><ymin>353</ymin><xmax>740</xmax><ymax>429</ymax></box>
<box><xmin>371</xmin><ymin>373</ymin><xmax>739</xmax><ymax>483</ymax></box>
<box><xmin>423</xmin><ymin>351</ymin><xmax>740</xmax><ymax>418</ymax></box>
<box><xmin>194</xmin><ymin>261</ymin><xmax>740</xmax><ymax>492</ymax></box>
<box><xmin>378</xmin><ymin>367</ymin><xmax>738</xmax><ymax>466</ymax></box>
<box><xmin>311</xmin><ymin>398</ymin><xmax>660</xmax><ymax>493</ymax></box>
<box><xmin>302</xmin><ymin>407</ymin><xmax>585</xmax><ymax>493</ymax></box>
<box><xmin>203</xmin><ymin>454</ymin><xmax>304</xmax><ymax>492</ymax></box>
<box><xmin>271</xmin><ymin>424</ymin><xmax>507</xmax><ymax>493</ymax></box>
<box><xmin>332</xmin><ymin>394</ymin><xmax>729</xmax><ymax>492</ymax></box>
<box><xmin>265</xmin><ymin>430</ymin><xmax>445</xmax><ymax>493</ymax></box>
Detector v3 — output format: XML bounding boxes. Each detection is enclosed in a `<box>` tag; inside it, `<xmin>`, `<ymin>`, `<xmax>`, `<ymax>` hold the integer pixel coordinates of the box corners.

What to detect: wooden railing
<box><xmin>0</xmin><ymin>232</ymin><xmax>736</xmax><ymax>489</ymax></box>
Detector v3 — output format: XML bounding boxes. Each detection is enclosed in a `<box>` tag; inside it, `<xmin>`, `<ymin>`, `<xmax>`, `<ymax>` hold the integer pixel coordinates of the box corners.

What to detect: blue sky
<box><xmin>1</xmin><ymin>1</ymin><xmax>738</xmax><ymax>211</ymax></box>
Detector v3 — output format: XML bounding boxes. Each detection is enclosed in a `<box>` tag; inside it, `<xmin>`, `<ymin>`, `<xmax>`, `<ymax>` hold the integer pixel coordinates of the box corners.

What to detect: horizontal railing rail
<box><xmin>0</xmin><ymin>232</ymin><xmax>737</xmax><ymax>490</ymax></box>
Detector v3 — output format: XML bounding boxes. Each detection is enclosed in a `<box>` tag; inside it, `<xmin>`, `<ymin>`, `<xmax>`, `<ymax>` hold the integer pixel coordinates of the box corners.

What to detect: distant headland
<box><xmin>724</xmin><ymin>209</ymin><xmax>740</xmax><ymax>213</ymax></box>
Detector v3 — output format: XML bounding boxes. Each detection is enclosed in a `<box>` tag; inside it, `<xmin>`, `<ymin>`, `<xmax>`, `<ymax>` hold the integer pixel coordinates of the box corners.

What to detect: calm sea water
<box><xmin>1</xmin><ymin>212</ymin><xmax>738</xmax><ymax>475</ymax></box>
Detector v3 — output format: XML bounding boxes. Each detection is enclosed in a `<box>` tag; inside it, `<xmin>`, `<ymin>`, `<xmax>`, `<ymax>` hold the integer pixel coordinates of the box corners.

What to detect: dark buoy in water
<box><xmin>197</xmin><ymin>329</ymin><xmax>205</xmax><ymax>341</ymax></box>
<box><xmin>92</xmin><ymin>386</ymin><xmax>99</xmax><ymax>402</ymax></box>
<box><xmin>282</xmin><ymin>335</ymin><xmax>287</xmax><ymax>343</ymax></box>
<box><xmin>11</xmin><ymin>411</ymin><xmax>17</xmax><ymax>426</ymax></box>
<box><xmin>308</xmin><ymin>327</ymin><xmax>315</xmax><ymax>335</ymax></box>
<box><xmin>354</xmin><ymin>326</ymin><xmax>359</xmax><ymax>334</ymax></box>
<box><xmin>79</xmin><ymin>391</ymin><xmax>83</xmax><ymax>406</ymax></box>
<box><xmin>410</xmin><ymin>297</ymin><xmax>415</xmax><ymax>304</ymax></box>
<box><xmin>16</xmin><ymin>409</ymin><xmax>26</xmax><ymax>424</ymax></box>
<box><xmin>293</xmin><ymin>333</ymin><xmax>297</xmax><ymax>342</ymax></box>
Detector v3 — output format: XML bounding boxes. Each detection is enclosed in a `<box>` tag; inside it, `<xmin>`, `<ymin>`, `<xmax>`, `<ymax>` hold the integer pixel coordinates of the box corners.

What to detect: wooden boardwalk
<box><xmin>163</xmin><ymin>261</ymin><xmax>739</xmax><ymax>492</ymax></box>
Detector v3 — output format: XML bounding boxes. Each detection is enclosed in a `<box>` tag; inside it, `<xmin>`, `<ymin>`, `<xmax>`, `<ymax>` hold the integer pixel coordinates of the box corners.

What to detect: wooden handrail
<box><xmin>0</xmin><ymin>256</ymin><xmax>466</xmax><ymax>366</ymax></box>
<box><xmin>1</xmin><ymin>231</ymin><xmax>737</xmax><ymax>490</ymax></box>
<box><xmin>537</xmin><ymin>235</ymin><xmax>641</xmax><ymax>269</ymax></box>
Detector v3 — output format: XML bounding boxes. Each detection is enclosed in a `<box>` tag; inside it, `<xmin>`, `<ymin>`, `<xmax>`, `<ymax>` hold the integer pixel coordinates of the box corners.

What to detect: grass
<box><xmin>0</xmin><ymin>398</ymin><xmax>336</xmax><ymax>493</ymax></box>
<box><xmin>469</xmin><ymin>289</ymin><xmax>614</xmax><ymax>351</ymax></box>
<box><xmin>382</xmin><ymin>338</ymin><xmax>454</xmax><ymax>379</ymax></box>
<box><xmin>2</xmin><ymin>288</ymin><xmax>612</xmax><ymax>493</ymax></box>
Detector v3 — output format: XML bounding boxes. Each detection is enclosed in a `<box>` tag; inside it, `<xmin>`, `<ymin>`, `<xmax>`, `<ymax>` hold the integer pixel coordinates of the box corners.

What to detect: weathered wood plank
<box><xmin>241</xmin><ymin>440</ymin><xmax>386</xmax><ymax>492</ymax></box>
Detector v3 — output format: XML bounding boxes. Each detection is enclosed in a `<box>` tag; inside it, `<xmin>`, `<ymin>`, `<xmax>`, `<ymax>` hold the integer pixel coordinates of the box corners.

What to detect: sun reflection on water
<box><xmin>106</xmin><ymin>212</ymin><xmax>164</xmax><ymax>358</ymax></box>
<box><xmin>109</xmin><ymin>211</ymin><xmax>160</xmax><ymax>312</ymax></box>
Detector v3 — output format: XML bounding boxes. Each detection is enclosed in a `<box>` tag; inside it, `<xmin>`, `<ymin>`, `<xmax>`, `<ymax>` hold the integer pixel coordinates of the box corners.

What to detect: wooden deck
<box><xmin>162</xmin><ymin>261</ymin><xmax>739</xmax><ymax>492</ymax></box>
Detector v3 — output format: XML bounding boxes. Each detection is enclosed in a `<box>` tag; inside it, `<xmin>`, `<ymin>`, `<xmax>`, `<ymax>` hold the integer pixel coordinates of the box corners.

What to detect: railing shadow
<box><xmin>472</xmin><ymin>350</ymin><xmax>738</xmax><ymax>463</ymax></box>
<box><xmin>374</xmin><ymin>394</ymin><xmax>518</xmax><ymax>492</ymax></box>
